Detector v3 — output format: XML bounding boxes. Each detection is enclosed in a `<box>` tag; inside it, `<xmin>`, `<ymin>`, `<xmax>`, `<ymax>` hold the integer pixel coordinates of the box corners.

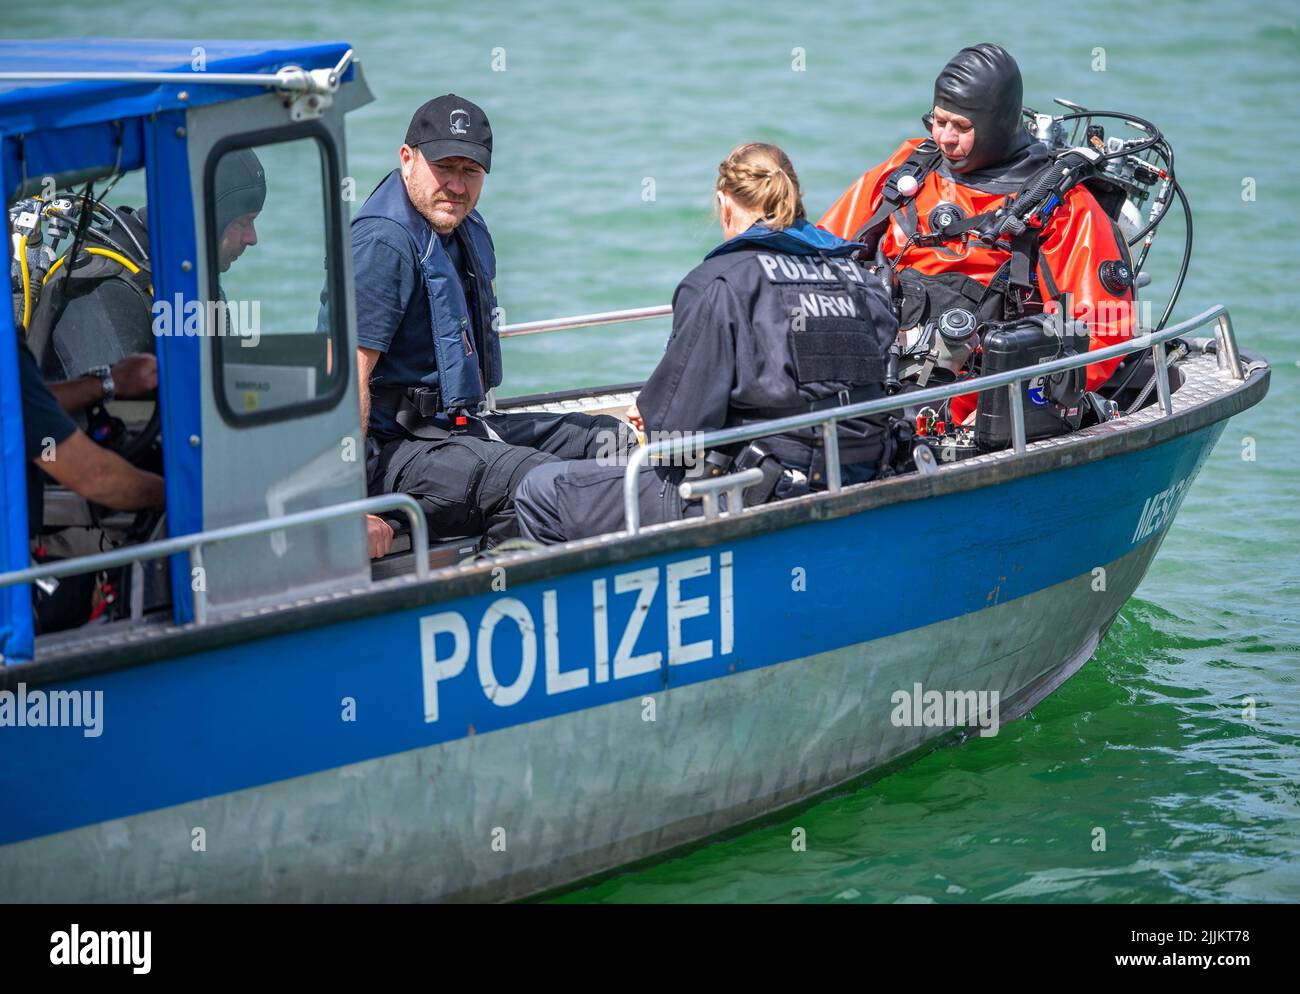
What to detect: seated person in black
<box><xmin>515</xmin><ymin>143</ymin><xmax>897</xmax><ymax>544</ymax></box>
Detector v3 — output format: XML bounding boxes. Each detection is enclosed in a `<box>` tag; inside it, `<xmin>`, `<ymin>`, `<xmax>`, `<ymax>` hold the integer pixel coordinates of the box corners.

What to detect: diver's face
<box><xmin>931</xmin><ymin>106</ymin><xmax>975</xmax><ymax>163</ymax></box>
<box><xmin>219</xmin><ymin>212</ymin><xmax>258</xmax><ymax>272</ymax></box>
<box><xmin>400</xmin><ymin>148</ymin><xmax>484</xmax><ymax>235</ymax></box>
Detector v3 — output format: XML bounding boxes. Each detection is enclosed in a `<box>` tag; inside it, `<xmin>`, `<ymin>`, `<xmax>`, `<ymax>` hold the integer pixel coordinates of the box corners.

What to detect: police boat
<box><xmin>0</xmin><ymin>41</ymin><xmax>1271</xmax><ymax>902</ymax></box>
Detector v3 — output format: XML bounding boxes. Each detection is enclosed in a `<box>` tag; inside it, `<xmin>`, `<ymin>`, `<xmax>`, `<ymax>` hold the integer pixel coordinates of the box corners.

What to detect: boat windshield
<box><xmin>205</xmin><ymin>133</ymin><xmax>347</xmax><ymax>425</ymax></box>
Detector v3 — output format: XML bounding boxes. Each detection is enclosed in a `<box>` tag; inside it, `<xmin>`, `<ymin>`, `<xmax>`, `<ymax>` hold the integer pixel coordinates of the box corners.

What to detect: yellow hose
<box><xmin>42</xmin><ymin>246</ymin><xmax>141</xmax><ymax>286</ymax></box>
<box><xmin>18</xmin><ymin>234</ymin><xmax>31</xmax><ymax>329</ymax></box>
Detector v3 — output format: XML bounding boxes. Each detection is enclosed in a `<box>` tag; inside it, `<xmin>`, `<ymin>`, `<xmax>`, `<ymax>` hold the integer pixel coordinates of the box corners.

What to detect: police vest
<box><xmin>681</xmin><ymin>221</ymin><xmax>896</xmax><ymax>470</ymax></box>
<box><xmin>353</xmin><ymin>170</ymin><xmax>502</xmax><ymax>410</ymax></box>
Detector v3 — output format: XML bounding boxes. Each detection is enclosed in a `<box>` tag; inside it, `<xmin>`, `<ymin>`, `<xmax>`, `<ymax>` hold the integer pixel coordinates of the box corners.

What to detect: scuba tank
<box><xmin>17</xmin><ymin>197</ymin><xmax>153</xmax><ymax>380</ymax></box>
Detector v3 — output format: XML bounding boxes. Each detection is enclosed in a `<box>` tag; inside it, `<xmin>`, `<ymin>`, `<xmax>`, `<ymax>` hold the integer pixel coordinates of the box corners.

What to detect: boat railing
<box><xmin>621</xmin><ymin>304</ymin><xmax>1244</xmax><ymax>532</ymax></box>
<box><xmin>499</xmin><ymin>304</ymin><xmax>673</xmax><ymax>339</ymax></box>
<box><xmin>485</xmin><ymin>304</ymin><xmax>673</xmax><ymax>409</ymax></box>
<box><xmin>0</xmin><ymin>303</ymin><xmax>1245</xmax><ymax>640</ymax></box>
<box><xmin>0</xmin><ymin>493</ymin><xmax>428</xmax><ymax>629</ymax></box>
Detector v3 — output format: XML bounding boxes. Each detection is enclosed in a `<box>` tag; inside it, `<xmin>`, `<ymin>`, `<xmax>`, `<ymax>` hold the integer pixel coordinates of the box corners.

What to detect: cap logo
<box><xmin>449</xmin><ymin>109</ymin><xmax>470</xmax><ymax>136</ymax></box>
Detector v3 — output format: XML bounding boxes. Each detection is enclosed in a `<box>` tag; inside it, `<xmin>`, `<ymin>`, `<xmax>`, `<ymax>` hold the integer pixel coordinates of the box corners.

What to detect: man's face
<box><xmin>218</xmin><ymin>212</ymin><xmax>258</xmax><ymax>272</ymax></box>
<box><xmin>931</xmin><ymin>106</ymin><xmax>976</xmax><ymax>163</ymax></box>
<box><xmin>400</xmin><ymin>149</ymin><xmax>485</xmax><ymax>234</ymax></box>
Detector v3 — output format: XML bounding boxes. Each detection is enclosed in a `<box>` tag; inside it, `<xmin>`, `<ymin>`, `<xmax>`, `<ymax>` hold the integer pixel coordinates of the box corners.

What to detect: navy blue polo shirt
<box><xmin>353</xmin><ymin>217</ymin><xmax>473</xmax><ymax>441</ymax></box>
<box><xmin>16</xmin><ymin>339</ymin><xmax>76</xmax><ymax>536</ymax></box>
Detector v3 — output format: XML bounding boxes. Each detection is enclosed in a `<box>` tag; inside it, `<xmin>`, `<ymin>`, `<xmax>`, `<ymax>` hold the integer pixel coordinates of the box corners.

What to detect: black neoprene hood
<box><xmin>931</xmin><ymin>43</ymin><xmax>1028</xmax><ymax>174</ymax></box>
<box><xmin>213</xmin><ymin>147</ymin><xmax>266</xmax><ymax>233</ymax></box>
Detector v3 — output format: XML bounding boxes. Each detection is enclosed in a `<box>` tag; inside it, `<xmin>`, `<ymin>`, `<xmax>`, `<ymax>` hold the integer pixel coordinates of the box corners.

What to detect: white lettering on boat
<box><xmin>420</xmin><ymin>551</ymin><xmax>735</xmax><ymax>723</ymax></box>
<box><xmin>613</xmin><ymin>567</ymin><xmax>661</xmax><ymax>679</ymax></box>
<box><xmin>1132</xmin><ymin>475</ymin><xmax>1189</xmax><ymax>544</ymax></box>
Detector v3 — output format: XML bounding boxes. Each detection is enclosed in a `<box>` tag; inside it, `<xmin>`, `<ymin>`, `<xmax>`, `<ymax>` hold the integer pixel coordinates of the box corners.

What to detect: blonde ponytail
<box><xmin>716</xmin><ymin>142</ymin><xmax>806</xmax><ymax>231</ymax></box>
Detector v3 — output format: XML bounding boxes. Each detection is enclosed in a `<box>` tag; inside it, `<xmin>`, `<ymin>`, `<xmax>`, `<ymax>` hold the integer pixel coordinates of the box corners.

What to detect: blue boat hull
<box><xmin>0</xmin><ymin>411</ymin><xmax>1233</xmax><ymax>901</ymax></box>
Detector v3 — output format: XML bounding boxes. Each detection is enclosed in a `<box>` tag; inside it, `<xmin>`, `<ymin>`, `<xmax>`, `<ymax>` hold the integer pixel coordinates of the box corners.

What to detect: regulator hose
<box><xmin>1154</xmin><ymin>181</ymin><xmax>1193</xmax><ymax>332</ymax></box>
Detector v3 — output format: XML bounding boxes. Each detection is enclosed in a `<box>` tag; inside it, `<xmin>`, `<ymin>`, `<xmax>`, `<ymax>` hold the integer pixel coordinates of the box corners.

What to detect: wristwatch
<box><xmin>85</xmin><ymin>365</ymin><xmax>115</xmax><ymax>402</ymax></box>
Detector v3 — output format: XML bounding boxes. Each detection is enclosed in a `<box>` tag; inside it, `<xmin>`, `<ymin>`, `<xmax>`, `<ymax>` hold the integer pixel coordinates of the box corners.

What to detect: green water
<box><xmin>19</xmin><ymin>0</ymin><xmax>1299</xmax><ymax>902</ymax></box>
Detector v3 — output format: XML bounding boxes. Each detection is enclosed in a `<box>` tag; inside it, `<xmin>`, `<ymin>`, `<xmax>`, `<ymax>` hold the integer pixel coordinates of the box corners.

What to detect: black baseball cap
<box><xmin>405</xmin><ymin>94</ymin><xmax>492</xmax><ymax>173</ymax></box>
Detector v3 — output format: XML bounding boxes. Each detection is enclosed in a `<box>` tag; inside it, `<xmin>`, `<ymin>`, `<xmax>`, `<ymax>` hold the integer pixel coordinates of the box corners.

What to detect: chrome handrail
<box><xmin>499</xmin><ymin>304</ymin><xmax>672</xmax><ymax>338</ymax></box>
<box><xmin>622</xmin><ymin>305</ymin><xmax>1244</xmax><ymax>532</ymax></box>
<box><xmin>0</xmin><ymin>49</ymin><xmax>354</xmax><ymax>96</ymax></box>
<box><xmin>679</xmin><ymin>468</ymin><xmax>765</xmax><ymax>520</ymax></box>
<box><xmin>0</xmin><ymin>493</ymin><xmax>428</xmax><ymax>628</ymax></box>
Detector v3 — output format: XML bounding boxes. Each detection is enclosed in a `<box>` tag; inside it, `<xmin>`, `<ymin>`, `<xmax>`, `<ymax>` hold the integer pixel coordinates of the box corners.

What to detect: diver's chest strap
<box><xmin>851</xmin><ymin>141</ymin><xmax>945</xmax><ymax>254</ymax></box>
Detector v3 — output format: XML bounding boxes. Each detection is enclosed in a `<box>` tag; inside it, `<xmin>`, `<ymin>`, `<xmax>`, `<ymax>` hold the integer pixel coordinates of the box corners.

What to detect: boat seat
<box><xmin>369</xmin><ymin>515</ymin><xmax>482</xmax><ymax>581</ymax></box>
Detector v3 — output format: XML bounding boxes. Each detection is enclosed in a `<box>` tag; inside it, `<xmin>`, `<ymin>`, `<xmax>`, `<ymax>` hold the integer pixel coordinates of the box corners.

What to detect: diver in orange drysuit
<box><xmin>818</xmin><ymin>42</ymin><xmax>1135</xmax><ymax>424</ymax></box>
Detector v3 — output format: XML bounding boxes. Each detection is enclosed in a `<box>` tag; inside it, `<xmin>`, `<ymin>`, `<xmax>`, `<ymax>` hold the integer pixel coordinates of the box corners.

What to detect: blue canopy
<box><xmin>0</xmin><ymin>39</ymin><xmax>353</xmax><ymax>134</ymax></box>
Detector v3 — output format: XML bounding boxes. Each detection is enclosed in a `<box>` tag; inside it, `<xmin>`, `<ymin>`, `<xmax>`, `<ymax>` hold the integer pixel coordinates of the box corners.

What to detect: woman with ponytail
<box><xmin>514</xmin><ymin>143</ymin><xmax>899</xmax><ymax>544</ymax></box>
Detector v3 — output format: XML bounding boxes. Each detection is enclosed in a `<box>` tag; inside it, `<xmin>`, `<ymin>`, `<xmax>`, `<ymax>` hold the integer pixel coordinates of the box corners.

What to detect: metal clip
<box><xmin>280</xmin><ymin>49</ymin><xmax>353</xmax><ymax>121</ymax></box>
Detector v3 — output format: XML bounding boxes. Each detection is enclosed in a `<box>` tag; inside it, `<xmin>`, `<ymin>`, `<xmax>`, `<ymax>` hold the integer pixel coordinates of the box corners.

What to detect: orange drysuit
<box><xmin>818</xmin><ymin>138</ymin><xmax>1134</xmax><ymax>423</ymax></box>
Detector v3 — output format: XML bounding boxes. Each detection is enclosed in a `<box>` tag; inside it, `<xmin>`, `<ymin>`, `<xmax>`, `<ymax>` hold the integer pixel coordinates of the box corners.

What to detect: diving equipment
<box><xmin>891</xmin><ymin>306</ymin><xmax>980</xmax><ymax>389</ymax></box>
<box><xmin>975</xmin><ymin>313</ymin><xmax>1090</xmax><ymax>451</ymax></box>
<box><xmin>872</xmin><ymin>98</ymin><xmax>1189</xmax><ymax>334</ymax></box>
<box><xmin>908</xmin><ymin>405</ymin><xmax>979</xmax><ymax>467</ymax></box>
<box><xmin>928</xmin><ymin>201</ymin><xmax>964</xmax><ymax>236</ymax></box>
<box><xmin>935</xmin><ymin>306</ymin><xmax>979</xmax><ymax>372</ymax></box>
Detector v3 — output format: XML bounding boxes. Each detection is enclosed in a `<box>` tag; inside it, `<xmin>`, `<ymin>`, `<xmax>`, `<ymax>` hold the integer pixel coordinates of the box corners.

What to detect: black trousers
<box><xmin>515</xmin><ymin>457</ymin><xmax>879</xmax><ymax>545</ymax></box>
<box><xmin>369</xmin><ymin>411</ymin><xmax>632</xmax><ymax>547</ymax></box>
<box><xmin>515</xmin><ymin>460</ymin><xmax>696</xmax><ymax>543</ymax></box>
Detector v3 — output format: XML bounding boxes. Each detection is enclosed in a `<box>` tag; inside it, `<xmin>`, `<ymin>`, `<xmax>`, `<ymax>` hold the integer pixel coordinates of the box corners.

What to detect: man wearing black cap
<box><xmin>819</xmin><ymin>43</ymin><xmax>1134</xmax><ymax>427</ymax></box>
<box><xmin>351</xmin><ymin>94</ymin><xmax>630</xmax><ymax>550</ymax></box>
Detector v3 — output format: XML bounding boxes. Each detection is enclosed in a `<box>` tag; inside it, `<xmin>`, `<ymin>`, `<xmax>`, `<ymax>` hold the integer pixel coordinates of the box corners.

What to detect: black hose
<box><xmin>1128</xmin><ymin>141</ymin><xmax>1176</xmax><ymax>249</ymax></box>
<box><xmin>82</xmin><ymin>225</ymin><xmax>136</xmax><ymax>261</ymax></box>
<box><xmin>1124</xmin><ymin>339</ymin><xmax>1189</xmax><ymax>415</ymax></box>
<box><xmin>1017</xmin><ymin>163</ymin><xmax>1062</xmax><ymax>209</ymax></box>
<box><xmin>60</xmin><ymin>179</ymin><xmax>96</xmax><ymax>282</ymax></box>
<box><xmin>1155</xmin><ymin>182</ymin><xmax>1193</xmax><ymax>331</ymax></box>
<box><xmin>1106</xmin><ymin>347</ymin><xmax>1154</xmax><ymax>401</ymax></box>
<box><xmin>1053</xmin><ymin>110</ymin><xmax>1164</xmax><ymax>160</ymax></box>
